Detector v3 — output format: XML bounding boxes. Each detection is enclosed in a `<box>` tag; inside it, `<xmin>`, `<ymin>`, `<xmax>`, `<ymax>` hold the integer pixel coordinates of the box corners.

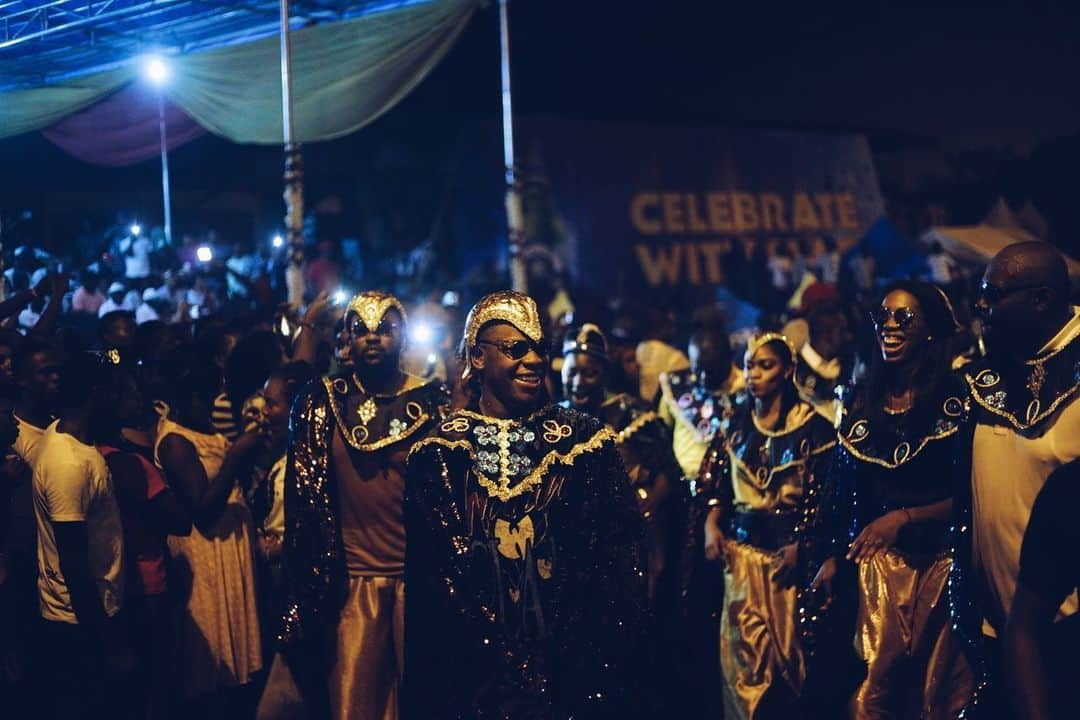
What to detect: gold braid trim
<box><xmin>838</xmin><ymin>426</ymin><xmax>956</xmax><ymax>469</ymax></box>
<box><xmin>322</xmin><ymin>377</ymin><xmax>432</xmax><ymax>453</ymax></box>
<box><xmin>728</xmin><ymin>438</ymin><xmax>837</xmax><ymax>490</ymax></box>
<box><xmin>749</xmin><ymin>403</ymin><xmax>817</xmax><ymax>438</ymax></box>
<box><xmin>616</xmin><ymin>410</ymin><xmax>658</xmax><ymax>445</ymax></box>
<box><xmin>410</xmin><ymin>426</ymin><xmax>617</xmax><ymax>502</ymax></box>
<box><xmin>963</xmin><ymin>373</ymin><xmax>1080</xmax><ymax>432</ymax></box>
<box><xmin>408</xmin><ymin>437</ymin><xmax>473</xmax><ymax>461</ymax></box>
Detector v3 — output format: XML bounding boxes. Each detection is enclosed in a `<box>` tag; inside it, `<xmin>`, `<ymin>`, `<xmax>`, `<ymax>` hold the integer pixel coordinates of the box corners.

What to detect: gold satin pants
<box><xmin>852</xmin><ymin>552</ymin><xmax>973</xmax><ymax>720</ymax></box>
<box><xmin>720</xmin><ymin>540</ymin><xmax>806</xmax><ymax>720</ymax></box>
<box><xmin>330</xmin><ymin>575</ymin><xmax>405</xmax><ymax>720</ymax></box>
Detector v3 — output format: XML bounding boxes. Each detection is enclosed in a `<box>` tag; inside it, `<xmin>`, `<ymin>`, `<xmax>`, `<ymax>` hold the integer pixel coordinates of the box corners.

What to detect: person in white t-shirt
<box><xmin>98</xmin><ymin>282</ymin><xmax>134</xmax><ymax>318</ymax></box>
<box><xmin>31</xmin><ymin>354</ymin><xmax>131</xmax><ymax>716</ymax></box>
<box><xmin>123</xmin><ymin>234</ymin><xmax>152</xmax><ymax>281</ymax></box>
<box><xmin>135</xmin><ymin>288</ymin><xmax>161</xmax><ymax>325</ymax></box>
<box><xmin>926</xmin><ymin>242</ymin><xmax>957</xmax><ymax>286</ymax></box>
<box><xmin>12</xmin><ymin>338</ymin><xmax>62</xmax><ymax>466</ymax></box>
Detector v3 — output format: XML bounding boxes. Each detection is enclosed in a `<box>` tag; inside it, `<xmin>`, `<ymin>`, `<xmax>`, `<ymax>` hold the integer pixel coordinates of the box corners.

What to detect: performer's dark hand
<box><xmin>303</xmin><ymin>290</ymin><xmax>330</xmax><ymax>323</ymax></box>
<box><xmin>770</xmin><ymin>542</ymin><xmax>799</xmax><ymax>586</ymax></box>
<box><xmin>810</xmin><ymin>557</ymin><xmax>838</xmax><ymax>610</ymax></box>
<box><xmin>229</xmin><ymin>430</ymin><xmax>265</xmax><ymax>459</ymax></box>
<box><xmin>703</xmin><ymin>516</ymin><xmax>727</xmax><ymax>565</ymax></box>
<box><xmin>847</xmin><ymin>510</ymin><xmax>907</xmax><ymax>563</ymax></box>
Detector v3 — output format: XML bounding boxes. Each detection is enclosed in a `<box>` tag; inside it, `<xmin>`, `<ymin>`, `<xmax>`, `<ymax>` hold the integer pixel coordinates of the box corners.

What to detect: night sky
<box><xmin>2</xmin><ymin>1</ymin><xmax>1078</xmax><ymax>248</ymax></box>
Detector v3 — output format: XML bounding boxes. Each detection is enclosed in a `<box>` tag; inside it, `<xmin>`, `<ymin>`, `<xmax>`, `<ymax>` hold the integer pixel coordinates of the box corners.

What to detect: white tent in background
<box><xmin>982</xmin><ymin>196</ymin><xmax>1027</xmax><ymax>232</ymax></box>
<box><xmin>921</xmin><ymin>197</ymin><xmax>1080</xmax><ymax>279</ymax></box>
<box><xmin>1019</xmin><ymin>200</ymin><xmax>1050</xmax><ymax>238</ymax></box>
<box><xmin>921</xmin><ymin>223</ymin><xmax>1080</xmax><ymax>279</ymax></box>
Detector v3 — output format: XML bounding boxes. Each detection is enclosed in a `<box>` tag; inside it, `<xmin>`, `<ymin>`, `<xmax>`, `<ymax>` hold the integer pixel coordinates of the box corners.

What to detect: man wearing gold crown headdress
<box><xmin>402</xmin><ymin>291</ymin><xmax>647</xmax><ymax>719</ymax></box>
<box><xmin>278</xmin><ymin>291</ymin><xmax>449</xmax><ymax>720</ymax></box>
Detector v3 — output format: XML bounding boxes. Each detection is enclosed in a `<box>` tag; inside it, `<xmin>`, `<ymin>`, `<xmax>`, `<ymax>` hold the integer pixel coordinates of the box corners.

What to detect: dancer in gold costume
<box><xmin>697</xmin><ymin>333</ymin><xmax>836</xmax><ymax>719</ymax></box>
<box><xmin>832</xmin><ymin>281</ymin><xmax>972</xmax><ymax>719</ymax></box>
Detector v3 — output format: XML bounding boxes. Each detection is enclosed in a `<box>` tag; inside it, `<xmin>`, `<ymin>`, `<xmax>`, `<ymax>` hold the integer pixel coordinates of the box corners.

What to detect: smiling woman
<box><xmin>834</xmin><ymin>280</ymin><xmax>973</xmax><ymax>719</ymax></box>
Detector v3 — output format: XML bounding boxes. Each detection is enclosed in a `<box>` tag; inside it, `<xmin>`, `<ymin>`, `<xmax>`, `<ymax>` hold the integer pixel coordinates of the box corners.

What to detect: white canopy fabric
<box><xmin>982</xmin><ymin>196</ymin><xmax>1026</xmax><ymax>231</ymax></box>
<box><xmin>922</xmin><ymin>224</ymin><xmax>1080</xmax><ymax>278</ymax></box>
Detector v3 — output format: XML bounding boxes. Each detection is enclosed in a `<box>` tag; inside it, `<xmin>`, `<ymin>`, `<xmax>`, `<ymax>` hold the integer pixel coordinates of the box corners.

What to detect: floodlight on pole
<box><xmin>130</xmin><ymin>223</ymin><xmax>142</xmax><ymax>237</ymax></box>
<box><xmin>144</xmin><ymin>55</ymin><xmax>170</xmax><ymax>86</ymax></box>
<box><xmin>142</xmin><ymin>54</ymin><xmax>174</xmax><ymax>248</ymax></box>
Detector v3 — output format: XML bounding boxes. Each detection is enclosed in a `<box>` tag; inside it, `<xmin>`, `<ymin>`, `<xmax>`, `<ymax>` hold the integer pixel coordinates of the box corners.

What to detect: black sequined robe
<box><xmin>402</xmin><ymin>404</ymin><xmax>648</xmax><ymax>719</ymax></box>
<box><xmin>278</xmin><ymin>373</ymin><xmax>448</xmax><ymax>711</ymax></box>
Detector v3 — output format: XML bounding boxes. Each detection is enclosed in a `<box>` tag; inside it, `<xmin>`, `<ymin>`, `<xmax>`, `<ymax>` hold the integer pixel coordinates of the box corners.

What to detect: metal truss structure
<box><xmin>0</xmin><ymin>0</ymin><xmax>424</xmax><ymax>89</ymax></box>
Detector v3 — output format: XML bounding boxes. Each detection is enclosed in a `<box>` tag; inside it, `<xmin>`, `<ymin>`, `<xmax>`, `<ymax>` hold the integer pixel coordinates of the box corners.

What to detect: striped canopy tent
<box><xmin>0</xmin><ymin>0</ymin><xmax>481</xmax><ymax>158</ymax></box>
<box><xmin>0</xmin><ymin>0</ymin><xmax>484</xmax><ymax>302</ymax></box>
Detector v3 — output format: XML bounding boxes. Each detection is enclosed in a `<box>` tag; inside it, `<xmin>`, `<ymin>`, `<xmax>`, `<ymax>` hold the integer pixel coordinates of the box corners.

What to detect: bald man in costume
<box><xmin>950</xmin><ymin>243</ymin><xmax>1080</xmax><ymax>718</ymax></box>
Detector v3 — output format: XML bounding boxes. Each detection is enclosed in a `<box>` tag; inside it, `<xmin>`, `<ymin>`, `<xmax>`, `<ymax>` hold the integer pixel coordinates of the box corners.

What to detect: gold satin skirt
<box><xmin>852</xmin><ymin>552</ymin><xmax>973</xmax><ymax>720</ymax></box>
<box><xmin>720</xmin><ymin>540</ymin><xmax>806</xmax><ymax>720</ymax></box>
<box><xmin>329</xmin><ymin>575</ymin><xmax>405</xmax><ymax>720</ymax></box>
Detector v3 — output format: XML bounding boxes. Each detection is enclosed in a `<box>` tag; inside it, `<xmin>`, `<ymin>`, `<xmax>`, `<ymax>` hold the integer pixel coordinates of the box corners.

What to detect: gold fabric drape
<box><xmin>330</xmin><ymin>576</ymin><xmax>406</xmax><ymax>720</ymax></box>
<box><xmin>853</xmin><ymin>552</ymin><xmax>973</xmax><ymax>720</ymax></box>
<box><xmin>720</xmin><ymin>540</ymin><xmax>806</xmax><ymax>720</ymax></box>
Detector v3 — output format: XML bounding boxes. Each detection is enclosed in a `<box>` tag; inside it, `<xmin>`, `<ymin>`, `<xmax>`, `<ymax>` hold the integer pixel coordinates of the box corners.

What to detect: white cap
<box><xmin>143</xmin><ymin>287</ymin><xmax>158</xmax><ymax>301</ymax></box>
<box><xmin>108</xmin><ymin>281</ymin><xmax>125</xmax><ymax>294</ymax></box>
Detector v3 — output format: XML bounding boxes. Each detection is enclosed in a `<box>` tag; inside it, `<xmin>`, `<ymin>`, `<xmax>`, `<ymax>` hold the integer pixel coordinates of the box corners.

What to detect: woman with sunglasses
<box><xmin>829</xmin><ymin>281</ymin><xmax>973</xmax><ymax>718</ymax></box>
<box><xmin>697</xmin><ymin>332</ymin><xmax>837</xmax><ymax>719</ymax></box>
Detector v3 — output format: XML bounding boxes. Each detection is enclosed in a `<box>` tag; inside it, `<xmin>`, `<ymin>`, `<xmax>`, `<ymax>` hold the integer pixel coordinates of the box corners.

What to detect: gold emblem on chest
<box><xmin>357</xmin><ymin>397</ymin><xmax>378</xmax><ymax>426</ymax></box>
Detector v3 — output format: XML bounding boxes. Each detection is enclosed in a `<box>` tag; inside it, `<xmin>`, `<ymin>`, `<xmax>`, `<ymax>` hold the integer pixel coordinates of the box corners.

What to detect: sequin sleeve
<box><xmin>279</xmin><ymin>381</ymin><xmax>344</xmax><ymax>651</ymax></box>
<box><xmin>946</xmin><ymin>414</ymin><xmax>990</xmax><ymax>717</ymax></box>
<box><xmin>793</xmin><ymin>418</ymin><xmax>839</xmax><ymax>566</ymax></box>
<box><xmin>562</xmin><ymin>430</ymin><xmax>650</xmax><ymax>714</ymax></box>
<box><xmin>694</xmin><ymin>432</ymin><xmax>732</xmax><ymax>510</ymax></box>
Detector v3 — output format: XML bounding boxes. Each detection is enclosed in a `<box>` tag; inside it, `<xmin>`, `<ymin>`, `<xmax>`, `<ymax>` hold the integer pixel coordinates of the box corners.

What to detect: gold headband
<box><xmin>745</xmin><ymin>331</ymin><xmax>796</xmax><ymax>365</ymax></box>
<box><xmin>462</xmin><ymin>291</ymin><xmax>544</xmax><ymax>379</ymax></box>
<box><xmin>346</xmin><ymin>290</ymin><xmax>408</xmax><ymax>334</ymax></box>
<box><xmin>562</xmin><ymin>322</ymin><xmax>608</xmax><ymax>360</ymax></box>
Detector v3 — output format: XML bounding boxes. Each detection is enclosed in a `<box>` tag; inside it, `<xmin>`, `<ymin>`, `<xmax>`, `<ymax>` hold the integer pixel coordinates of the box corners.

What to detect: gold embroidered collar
<box><xmin>323</xmin><ymin>374</ymin><xmax>435</xmax><ymax>452</ymax></box>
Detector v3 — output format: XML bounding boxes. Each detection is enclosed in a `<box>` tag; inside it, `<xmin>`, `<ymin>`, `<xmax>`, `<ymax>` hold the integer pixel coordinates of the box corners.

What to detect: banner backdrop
<box><xmin>518</xmin><ymin>120</ymin><xmax>885</xmax><ymax>302</ymax></box>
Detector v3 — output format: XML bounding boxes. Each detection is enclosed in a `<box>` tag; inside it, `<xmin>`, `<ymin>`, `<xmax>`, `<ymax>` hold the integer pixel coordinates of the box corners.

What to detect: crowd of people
<box><xmin>0</xmin><ymin>233</ymin><xmax>1077</xmax><ymax>720</ymax></box>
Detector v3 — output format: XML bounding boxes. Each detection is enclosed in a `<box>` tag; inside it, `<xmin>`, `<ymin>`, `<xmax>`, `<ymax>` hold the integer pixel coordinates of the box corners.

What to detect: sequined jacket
<box><xmin>694</xmin><ymin>396</ymin><xmax>838</xmax><ymax>649</ymax></box>
<box><xmin>949</xmin><ymin>338</ymin><xmax>1080</xmax><ymax>718</ymax></box>
<box><xmin>595</xmin><ymin>393</ymin><xmax>682</xmax><ymax>494</ymax></box>
<box><xmin>278</xmin><ymin>374</ymin><xmax>449</xmax><ymax>700</ymax></box>
<box><xmin>834</xmin><ymin>379</ymin><xmax>966</xmax><ymax>556</ymax></box>
<box><xmin>402</xmin><ymin>404</ymin><xmax>648</xmax><ymax>719</ymax></box>
<box><xmin>657</xmin><ymin>366</ymin><xmax>742</xmax><ymax>484</ymax></box>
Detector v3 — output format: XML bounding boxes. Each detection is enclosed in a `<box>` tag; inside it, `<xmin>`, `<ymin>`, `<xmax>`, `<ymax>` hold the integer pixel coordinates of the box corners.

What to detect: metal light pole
<box><xmin>145</xmin><ymin>56</ymin><xmax>173</xmax><ymax>246</ymax></box>
<box><xmin>499</xmin><ymin>0</ymin><xmax>526</xmax><ymax>293</ymax></box>
<box><xmin>157</xmin><ymin>92</ymin><xmax>173</xmax><ymax>246</ymax></box>
<box><xmin>280</xmin><ymin>0</ymin><xmax>306</xmax><ymax>306</ymax></box>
